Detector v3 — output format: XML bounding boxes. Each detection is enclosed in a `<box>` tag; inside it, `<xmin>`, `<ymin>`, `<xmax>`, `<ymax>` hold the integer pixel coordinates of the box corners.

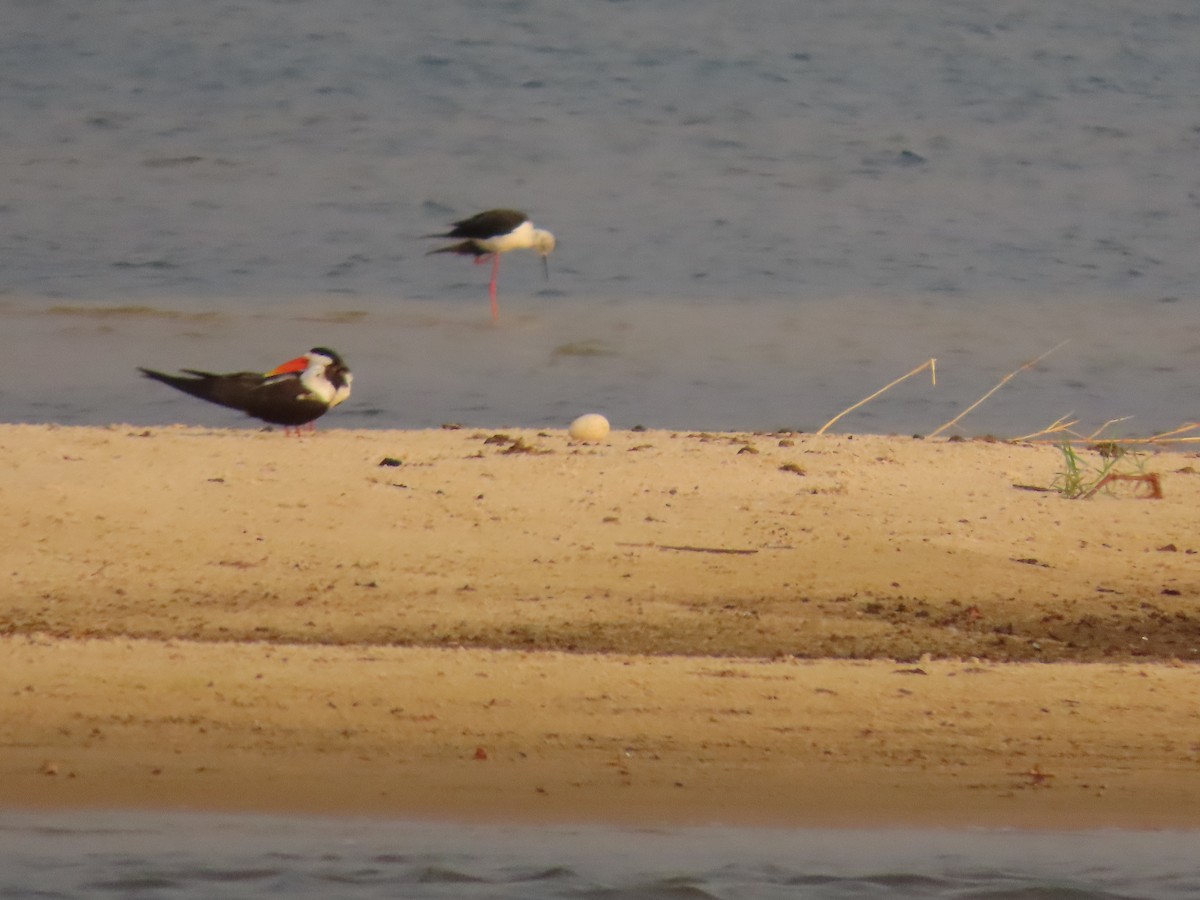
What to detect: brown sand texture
<box><xmin>2</xmin><ymin>423</ymin><xmax>1199</xmax><ymax>828</ymax></box>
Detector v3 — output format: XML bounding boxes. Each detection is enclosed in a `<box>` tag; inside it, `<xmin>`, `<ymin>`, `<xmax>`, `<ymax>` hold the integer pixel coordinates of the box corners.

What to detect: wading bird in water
<box><xmin>426</xmin><ymin>209</ymin><xmax>556</xmax><ymax>322</ymax></box>
<box><xmin>138</xmin><ymin>347</ymin><xmax>352</xmax><ymax>434</ymax></box>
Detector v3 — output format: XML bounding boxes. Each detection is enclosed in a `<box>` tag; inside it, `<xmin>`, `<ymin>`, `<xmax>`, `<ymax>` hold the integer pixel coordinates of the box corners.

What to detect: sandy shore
<box><xmin>3</xmin><ymin>423</ymin><xmax>1199</xmax><ymax>828</ymax></box>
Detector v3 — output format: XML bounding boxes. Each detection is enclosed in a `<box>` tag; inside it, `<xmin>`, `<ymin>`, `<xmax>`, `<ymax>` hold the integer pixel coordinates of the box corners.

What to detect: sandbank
<box><xmin>2</xmin><ymin>424</ymin><xmax>1198</xmax><ymax>828</ymax></box>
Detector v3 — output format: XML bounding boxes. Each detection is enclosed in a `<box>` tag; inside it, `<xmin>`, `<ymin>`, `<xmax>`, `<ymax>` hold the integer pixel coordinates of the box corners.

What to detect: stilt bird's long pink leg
<box><xmin>488</xmin><ymin>254</ymin><xmax>501</xmax><ymax>322</ymax></box>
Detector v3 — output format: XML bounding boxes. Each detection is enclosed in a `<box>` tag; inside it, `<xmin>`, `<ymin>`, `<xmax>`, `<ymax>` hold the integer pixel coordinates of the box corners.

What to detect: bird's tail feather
<box><xmin>138</xmin><ymin>367</ymin><xmax>219</xmax><ymax>401</ymax></box>
<box><xmin>426</xmin><ymin>241</ymin><xmax>487</xmax><ymax>257</ymax></box>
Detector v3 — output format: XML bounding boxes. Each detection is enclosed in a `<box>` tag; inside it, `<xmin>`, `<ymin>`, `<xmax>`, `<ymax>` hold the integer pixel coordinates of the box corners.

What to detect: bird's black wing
<box><xmin>241</xmin><ymin>376</ymin><xmax>330</xmax><ymax>426</ymax></box>
<box><xmin>140</xmin><ymin>368</ymin><xmax>325</xmax><ymax>425</ymax></box>
<box><xmin>444</xmin><ymin>209</ymin><xmax>527</xmax><ymax>240</ymax></box>
<box><xmin>138</xmin><ymin>368</ymin><xmax>264</xmax><ymax>412</ymax></box>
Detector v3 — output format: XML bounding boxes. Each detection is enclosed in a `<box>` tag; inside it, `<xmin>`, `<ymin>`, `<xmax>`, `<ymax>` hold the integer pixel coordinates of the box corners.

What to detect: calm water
<box><xmin>2</xmin><ymin>0</ymin><xmax>1198</xmax><ymax>435</ymax></box>
<box><xmin>2</xmin><ymin>811</ymin><xmax>1200</xmax><ymax>900</ymax></box>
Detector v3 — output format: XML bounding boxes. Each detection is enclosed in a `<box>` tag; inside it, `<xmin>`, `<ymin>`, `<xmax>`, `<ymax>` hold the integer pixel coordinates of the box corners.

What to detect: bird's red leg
<box><xmin>488</xmin><ymin>254</ymin><xmax>500</xmax><ymax>322</ymax></box>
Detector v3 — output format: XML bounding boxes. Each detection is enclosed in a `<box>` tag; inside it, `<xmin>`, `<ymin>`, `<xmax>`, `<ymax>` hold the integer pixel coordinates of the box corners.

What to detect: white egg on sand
<box><xmin>569</xmin><ymin>413</ymin><xmax>610</xmax><ymax>442</ymax></box>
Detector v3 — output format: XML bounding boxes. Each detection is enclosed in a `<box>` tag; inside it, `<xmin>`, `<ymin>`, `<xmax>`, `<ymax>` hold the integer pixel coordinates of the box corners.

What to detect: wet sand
<box><xmin>2</xmin><ymin>424</ymin><xmax>1199</xmax><ymax>827</ymax></box>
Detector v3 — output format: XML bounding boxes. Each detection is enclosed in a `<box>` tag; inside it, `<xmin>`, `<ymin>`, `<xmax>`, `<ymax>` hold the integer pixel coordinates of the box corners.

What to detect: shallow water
<box><xmin>2</xmin><ymin>293</ymin><xmax>1195</xmax><ymax>437</ymax></box>
<box><xmin>3</xmin><ymin>1</ymin><xmax>1198</xmax><ymax>435</ymax></box>
<box><xmin>2</xmin><ymin>811</ymin><xmax>1199</xmax><ymax>900</ymax></box>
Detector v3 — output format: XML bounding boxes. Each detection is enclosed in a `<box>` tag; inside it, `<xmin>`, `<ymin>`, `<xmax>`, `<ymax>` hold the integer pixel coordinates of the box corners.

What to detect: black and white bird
<box><xmin>426</xmin><ymin>209</ymin><xmax>556</xmax><ymax>322</ymax></box>
<box><xmin>138</xmin><ymin>347</ymin><xmax>352</xmax><ymax>433</ymax></box>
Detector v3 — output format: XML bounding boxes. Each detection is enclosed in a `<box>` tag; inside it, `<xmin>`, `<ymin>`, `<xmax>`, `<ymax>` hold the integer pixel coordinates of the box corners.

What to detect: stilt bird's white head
<box><xmin>530</xmin><ymin>228</ymin><xmax>556</xmax><ymax>257</ymax></box>
<box><xmin>531</xmin><ymin>228</ymin><xmax>556</xmax><ymax>280</ymax></box>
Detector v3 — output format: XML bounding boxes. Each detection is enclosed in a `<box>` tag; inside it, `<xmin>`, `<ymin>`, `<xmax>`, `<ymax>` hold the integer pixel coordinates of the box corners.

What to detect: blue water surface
<box><xmin>2</xmin><ymin>1</ymin><xmax>1197</xmax><ymax>434</ymax></box>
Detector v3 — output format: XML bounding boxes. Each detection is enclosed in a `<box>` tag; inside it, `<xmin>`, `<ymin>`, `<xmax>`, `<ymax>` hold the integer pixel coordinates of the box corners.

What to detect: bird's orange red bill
<box><xmin>266</xmin><ymin>355</ymin><xmax>309</xmax><ymax>376</ymax></box>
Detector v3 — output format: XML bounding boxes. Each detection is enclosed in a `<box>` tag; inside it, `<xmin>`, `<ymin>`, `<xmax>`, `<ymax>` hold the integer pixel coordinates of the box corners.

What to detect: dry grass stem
<box><xmin>1087</xmin><ymin>417</ymin><xmax>1134</xmax><ymax>440</ymax></box>
<box><xmin>817</xmin><ymin>359</ymin><xmax>936</xmax><ymax>436</ymax></box>
<box><xmin>1012</xmin><ymin>415</ymin><xmax>1080</xmax><ymax>443</ymax></box>
<box><xmin>1024</xmin><ymin>421</ymin><xmax>1200</xmax><ymax>446</ymax></box>
<box><xmin>930</xmin><ymin>340</ymin><xmax>1070</xmax><ymax>439</ymax></box>
<box><xmin>1080</xmin><ymin>471</ymin><xmax>1163</xmax><ymax>500</ymax></box>
<box><xmin>1141</xmin><ymin>422</ymin><xmax>1200</xmax><ymax>443</ymax></box>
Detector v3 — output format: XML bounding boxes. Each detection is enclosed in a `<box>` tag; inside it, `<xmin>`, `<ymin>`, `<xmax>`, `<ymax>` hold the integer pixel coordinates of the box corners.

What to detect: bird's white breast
<box><xmin>298</xmin><ymin>357</ymin><xmax>341</xmax><ymax>405</ymax></box>
<box><xmin>479</xmin><ymin>219</ymin><xmax>535</xmax><ymax>253</ymax></box>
